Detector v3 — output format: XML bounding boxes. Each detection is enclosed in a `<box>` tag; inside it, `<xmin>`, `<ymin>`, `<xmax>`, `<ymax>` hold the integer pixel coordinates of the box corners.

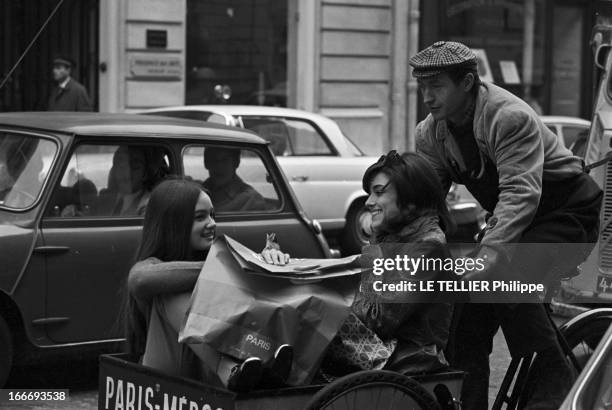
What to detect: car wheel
<box><xmin>0</xmin><ymin>315</ymin><xmax>12</xmax><ymax>387</ymax></box>
<box><xmin>341</xmin><ymin>200</ymin><xmax>370</xmax><ymax>255</ymax></box>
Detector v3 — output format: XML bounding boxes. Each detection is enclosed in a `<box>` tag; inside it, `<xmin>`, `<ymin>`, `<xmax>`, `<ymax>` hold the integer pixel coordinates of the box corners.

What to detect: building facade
<box><xmin>97</xmin><ymin>0</ymin><xmax>419</xmax><ymax>154</ymax></box>
<box><xmin>420</xmin><ymin>0</ymin><xmax>612</xmax><ymax>120</ymax></box>
<box><xmin>2</xmin><ymin>1</ymin><xmax>612</xmax><ymax>152</ymax></box>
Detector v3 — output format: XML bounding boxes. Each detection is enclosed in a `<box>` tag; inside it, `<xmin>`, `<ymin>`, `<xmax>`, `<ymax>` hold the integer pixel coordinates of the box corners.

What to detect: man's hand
<box><xmin>461</xmin><ymin>245</ymin><xmax>505</xmax><ymax>282</ymax></box>
<box><xmin>261</xmin><ymin>248</ymin><xmax>290</xmax><ymax>265</ymax></box>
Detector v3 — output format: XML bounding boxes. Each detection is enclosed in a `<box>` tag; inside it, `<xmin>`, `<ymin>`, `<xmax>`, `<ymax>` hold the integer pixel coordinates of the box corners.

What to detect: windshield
<box><xmin>0</xmin><ymin>133</ymin><xmax>57</xmax><ymax>210</ymax></box>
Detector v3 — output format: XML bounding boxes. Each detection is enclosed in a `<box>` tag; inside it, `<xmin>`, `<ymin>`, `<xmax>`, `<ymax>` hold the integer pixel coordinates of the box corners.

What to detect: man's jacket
<box><xmin>48</xmin><ymin>78</ymin><xmax>92</xmax><ymax>111</ymax></box>
<box><xmin>416</xmin><ymin>82</ymin><xmax>583</xmax><ymax>259</ymax></box>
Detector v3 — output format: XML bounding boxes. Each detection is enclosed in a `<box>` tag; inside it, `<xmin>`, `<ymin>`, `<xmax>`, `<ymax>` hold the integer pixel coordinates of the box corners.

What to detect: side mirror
<box><xmin>594</xmin><ymin>44</ymin><xmax>611</xmax><ymax>70</ymax></box>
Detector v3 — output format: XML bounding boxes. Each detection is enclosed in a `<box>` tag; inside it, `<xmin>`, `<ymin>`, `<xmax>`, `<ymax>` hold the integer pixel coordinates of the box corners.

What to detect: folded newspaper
<box><xmin>225</xmin><ymin>235</ymin><xmax>362</xmax><ymax>280</ymax></box>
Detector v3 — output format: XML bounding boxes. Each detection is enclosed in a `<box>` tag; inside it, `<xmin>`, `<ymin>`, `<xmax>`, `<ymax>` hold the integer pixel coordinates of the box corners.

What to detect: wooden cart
<box><xmin>99</xmin><ymin>353</ymin><xmax>464</xmax><ymax>410</ymax></box>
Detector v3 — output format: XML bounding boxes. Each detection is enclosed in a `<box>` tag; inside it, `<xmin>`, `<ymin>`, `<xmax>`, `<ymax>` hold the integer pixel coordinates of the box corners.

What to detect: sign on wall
<box><xmin>499</xmin><ymin>61</ymin><xmax>521</xmax><ymax>84</ymax></box>
<box><xmin>473</xmin><ymin>49</ymin><xmax>494</xmax><ymax>83</ymax></box>
<box><xmin>128</xmin><ymin>55</ymin><xmax>182</xmax><ymax>79</ymax></box>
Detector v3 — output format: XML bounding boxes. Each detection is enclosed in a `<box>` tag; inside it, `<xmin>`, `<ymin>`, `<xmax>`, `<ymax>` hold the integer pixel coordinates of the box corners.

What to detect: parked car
<box><xmin>0</xmin><ymin>112</ymin><xmax>331</xmax><ymax>386</ymax></box>
<box><xmin>140</xmin><ymin>105</ymin><xmax>483</xmax><ymax>252</ymax></box>
<box><xmin>139</xmin><ymin>105</ymin><xmax>377</xmax><ymax>254</ymax></box>
<box><xmin>541</xmin><ymin>115</ymin><xmax>591</xmax><ymax>158</ymax></box>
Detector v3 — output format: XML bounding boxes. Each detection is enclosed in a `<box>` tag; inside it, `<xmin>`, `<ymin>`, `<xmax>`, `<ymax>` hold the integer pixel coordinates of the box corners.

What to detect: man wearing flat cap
<box><xmin>48</xmin><ymin>56</ymin><xmax>92</xmax><ymax>111</ymax></box>
<box><xmin>411</xmin><ymin>41</ymin><xmax>602</xmax><ymax>409</ymax></box>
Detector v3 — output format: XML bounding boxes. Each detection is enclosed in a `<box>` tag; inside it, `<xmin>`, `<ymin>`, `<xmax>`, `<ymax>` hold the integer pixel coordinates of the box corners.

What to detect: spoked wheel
<box><xmin>304</xmin><ymin>370</ymin><xmax>441</xmax><ymax>410</ymax></box>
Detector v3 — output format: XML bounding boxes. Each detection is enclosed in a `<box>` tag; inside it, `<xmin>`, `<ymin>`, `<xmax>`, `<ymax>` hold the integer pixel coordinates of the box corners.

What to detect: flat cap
<box><xmin>52</xmin><ymin>55</ymin><xmax>74</xmax><ymax>68</ymax></box>
<box><xmin>409</xmin><ymin>41</ymin><xmax>477</xmax><ymax>78</ymax></box>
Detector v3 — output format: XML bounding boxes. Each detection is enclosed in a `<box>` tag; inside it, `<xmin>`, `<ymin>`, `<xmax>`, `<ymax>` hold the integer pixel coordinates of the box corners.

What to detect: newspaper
<box><xmin>224</xmin><ymin>235</ymin><xmax>362</xmax><ymax>280</ymax></box>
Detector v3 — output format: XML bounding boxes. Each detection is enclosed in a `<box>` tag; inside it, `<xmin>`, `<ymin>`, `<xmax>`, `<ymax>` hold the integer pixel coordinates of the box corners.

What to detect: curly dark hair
<box><xmin>362</xmin><ymin>150</ymin><xmax>452</xmax><ymax>232</ymax></box>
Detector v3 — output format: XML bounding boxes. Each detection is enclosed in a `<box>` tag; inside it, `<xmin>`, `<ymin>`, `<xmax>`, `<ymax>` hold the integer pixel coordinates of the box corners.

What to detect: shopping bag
<box><xmin>179</xmin><ymin>235</ymin><xmax>359</xmax><ymax>385</ymax></box>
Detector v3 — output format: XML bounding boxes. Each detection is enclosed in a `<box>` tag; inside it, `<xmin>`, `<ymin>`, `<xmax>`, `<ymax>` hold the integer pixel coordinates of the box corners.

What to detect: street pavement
<box><xmin>3</xmin><ymin>332</ymin><xmax>513</xmax><ymax>410</ymax></box>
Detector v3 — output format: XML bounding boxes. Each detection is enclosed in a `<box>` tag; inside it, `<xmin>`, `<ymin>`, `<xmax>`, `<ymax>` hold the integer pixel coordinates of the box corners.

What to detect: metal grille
<box><xmin>599</xmin><ymin>160</ymin><xmax>612</xmax><ymax>271</ymax></box>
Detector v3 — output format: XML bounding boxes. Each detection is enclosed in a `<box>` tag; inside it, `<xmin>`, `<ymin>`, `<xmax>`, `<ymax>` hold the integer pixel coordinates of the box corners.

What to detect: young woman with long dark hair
<box><xmin>125</xmin><ymin>177</ymin><xmax>291</xmax><ymax>392</ymax></box>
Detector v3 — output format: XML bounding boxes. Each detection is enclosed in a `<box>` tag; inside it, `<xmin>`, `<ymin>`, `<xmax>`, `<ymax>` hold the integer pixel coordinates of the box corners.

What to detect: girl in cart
<box><xmin>124</xmin><ymin>177</ymin><xmax>291</xmax><ymax>392</ymax></box>
<box><xmin>260</xmin><ymin>151</ymin><xmax>456</xmax><ymax>378</ymax></box>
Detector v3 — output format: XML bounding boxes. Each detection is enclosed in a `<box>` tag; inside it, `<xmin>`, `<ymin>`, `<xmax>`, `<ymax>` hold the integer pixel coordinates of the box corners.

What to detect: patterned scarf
<box><xmin>354</xmin><ymin>212</ymin><xmax>445</xmax><ymax>333</ymax></box>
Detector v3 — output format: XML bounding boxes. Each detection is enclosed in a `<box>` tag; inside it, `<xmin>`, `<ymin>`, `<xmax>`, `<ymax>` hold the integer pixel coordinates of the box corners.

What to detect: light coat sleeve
<box><xmin>128</xmin><ymin>259</ymin><xmax>203</xmax><ymax>307</ymax></box>
<box><xmin>479</xmin><ymin>109</ymin><xmax>543</xmax><ymax>259</ymax></box>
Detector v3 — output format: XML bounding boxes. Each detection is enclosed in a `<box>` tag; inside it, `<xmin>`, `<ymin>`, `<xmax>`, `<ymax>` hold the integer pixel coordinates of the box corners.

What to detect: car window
<box><xmin>562</xmin><ymin>125</ymin><xmax>589</xmax><ymax>148</ymax></box>
<box><xmin>46</xmin><ymin>144</ymin><xmax>170</xmax><ymax>218</ymax></box>
<box><xmin>240</xmin><ymin>117</ymin><xmax>334</xmax><ymax>156</ymax></box>
<box><xmin>344</xmin><ymin>134</ymin><xmax>365</xmax><ymax>156</ymax></box>
<box><xmin>182</xmin><ymin>145</ymin><xmax>281</xmax><ymax>213</ymax></box>
<box><xmin>0</xmin><ymin>133</ymin><xmax>57</xmax><ymax>210</ymax></box>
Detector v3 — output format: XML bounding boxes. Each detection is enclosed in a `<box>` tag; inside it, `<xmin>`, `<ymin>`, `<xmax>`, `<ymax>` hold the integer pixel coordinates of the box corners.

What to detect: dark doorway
<box><xmin>0</xmin><ymin>0</ymin><xmax>99</xmax><ymax>112</ymax></box>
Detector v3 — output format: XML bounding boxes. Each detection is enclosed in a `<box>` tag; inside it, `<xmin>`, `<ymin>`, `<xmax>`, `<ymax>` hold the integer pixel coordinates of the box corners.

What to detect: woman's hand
<box><xmin>260</xmin><ymin>233</ymin><xmax>290</xmax><ymax>265</ymax></box>
<box><xmin>261</xmin><ymin>248</ymin><xmax>291</xmax><ymax>265</ymax></box>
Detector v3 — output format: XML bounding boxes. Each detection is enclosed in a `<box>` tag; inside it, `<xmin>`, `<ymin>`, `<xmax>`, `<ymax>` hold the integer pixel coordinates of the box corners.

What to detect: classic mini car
<box><xmin>0</xmin><ymin>112</ymin><xmax>331</xmax><ymax>386</ymax></box>
<box><xmin>140</xmin><ymin>105</ymin><xmax>483</xmax><ymax>252</ymax></box>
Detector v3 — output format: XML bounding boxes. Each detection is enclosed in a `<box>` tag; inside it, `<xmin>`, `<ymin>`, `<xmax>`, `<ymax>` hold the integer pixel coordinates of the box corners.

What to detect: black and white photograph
<box><xmin>1</xmin><ymin>0</ymin><xmax>612</xmax><ymax>409</ymax></box>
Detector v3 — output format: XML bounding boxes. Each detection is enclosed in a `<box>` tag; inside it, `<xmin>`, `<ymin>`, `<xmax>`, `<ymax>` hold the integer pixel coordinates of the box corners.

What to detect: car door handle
<box><xmin>33</xmin><ymin>246</ymin><xmax>70</xmax><ymax>255</ymax></box>
<box><xmin>292</xmin><ymin>176</ymin><xmax>309</xmax><ymax>182</ymax></box>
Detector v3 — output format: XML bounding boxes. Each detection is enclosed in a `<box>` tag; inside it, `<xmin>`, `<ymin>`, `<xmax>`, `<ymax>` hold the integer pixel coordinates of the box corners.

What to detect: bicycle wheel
<box><xmin>303</xmin><ymin>370</ymin><xmax>441</xmax><ymax>410</ymax></box>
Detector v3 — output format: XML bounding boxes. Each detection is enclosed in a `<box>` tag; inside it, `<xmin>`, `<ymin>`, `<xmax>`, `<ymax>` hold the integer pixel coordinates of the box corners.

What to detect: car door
<box><xmin>239</xmin><ymin>116</ymin><xmax>369</xmax><ymax>231</ymax></box>
<box><xmin>181</xmin><ymin>141</ymin><xmax>329</xmax><ymax>258</ymax></box>
<box><xmin>40</xmin><ymin>140</ymin><xmax>172</xmax><ymax>343</ymax></box>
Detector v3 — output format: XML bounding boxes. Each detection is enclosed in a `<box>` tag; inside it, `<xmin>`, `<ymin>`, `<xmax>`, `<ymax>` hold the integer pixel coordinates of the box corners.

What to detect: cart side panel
<box><xmin>99</xmin><ymin>353</ymin><xmax>235</xmax><ymax>410</ymax></box>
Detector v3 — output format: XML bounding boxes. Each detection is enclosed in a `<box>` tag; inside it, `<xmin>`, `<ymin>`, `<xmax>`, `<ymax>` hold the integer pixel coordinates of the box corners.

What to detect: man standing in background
<box><xmin>47</xmin><ymin>55</ymin><xmax>92</xmax><ymax>111</ymax></box>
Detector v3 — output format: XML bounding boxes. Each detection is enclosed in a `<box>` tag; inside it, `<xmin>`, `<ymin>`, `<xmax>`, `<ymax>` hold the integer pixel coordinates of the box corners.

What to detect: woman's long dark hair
<box><xmin>362</xmin><ymin>151</ymin><xmax>453</xmax><ymax>233</ymax></box>
<box><xmin>137</xmin><ymin>177</ymin><xmax>205</xmax><ymax>262</ymax></box>
<box><xmin>125</xmin><ymin>177</ymin><xmax>206</xmax><ymax>357</ymax></box>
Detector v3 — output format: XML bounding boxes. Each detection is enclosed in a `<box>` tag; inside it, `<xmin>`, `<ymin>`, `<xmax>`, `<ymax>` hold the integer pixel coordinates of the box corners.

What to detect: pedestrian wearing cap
<box><xmin>411</xmin><ymin>41</ymin><xmax>602</xmax><ymax>409</ymax></box>
<box><xmin>48</xmin><ymin>56</ymin><xmax>92</xmax><ymax>111</ymax></box>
